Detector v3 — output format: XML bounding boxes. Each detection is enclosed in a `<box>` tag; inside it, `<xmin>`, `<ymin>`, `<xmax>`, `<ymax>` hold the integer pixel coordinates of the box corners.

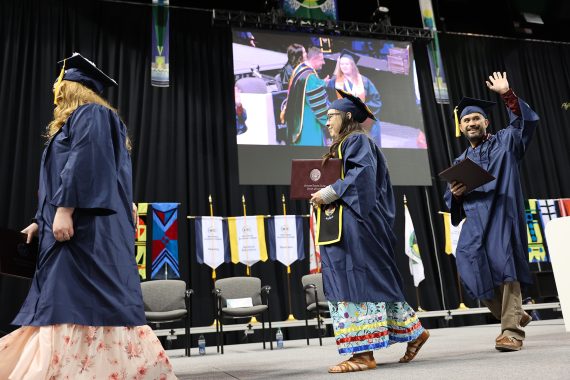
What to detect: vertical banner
<box><xmin>558</xmin><ymin>198</ymin><xmax>570</xmax><ymax>217</ymax></box>
<box><xmin>404</xmin><ymin>201</ymin><xmax>425</xmax><ymax>287</ymax></box>
<box><xmin>441</xmin><ymin>212</ymin><xmax>464</xmax><ymax>256</ymax></box>
<box><xmin>227</xmin><ymin>216</ymin><xmax>268</xmax><ymax>267</ymax></box>
<box><xmin>151</xmin><ymin>0</ymin><xmax>169</xmax><ymax>87</ymax></box>
<box><xmin>525</xmin><ymin>199</ymin><xmax>548</xmax><ymax>263</ymax></box>
<box><xmin>418</xmin><ymin>0</ymin><xmax>449</xmax><ymax>103</ymax></box>
<box><xmin>195</xmin><ymin>216</ymin><xmax>230</xmax><ymax>270</ymax></box>
<box><xmin>151</xmin><ymin>203</ymin><xmax>180</xmax><ymax>279</ymax></box>
<box><xmin>267</xmin><ymin>215</ymin><xmax>305</xmax><ymax>266</ymax></box>
<box><xmin>135</xmin><ymin>202</ymin><xmax>149</xmax><ymax>280</ymax></box>
<box><xmin>282</xmin><ymin>0</ymin><xmax>338</xmax><ymax>21</ymax></box>
<box><xmin>308</xmin><ymin>207</ymin><xmax>321</xmax><ymax>273</ymax></box>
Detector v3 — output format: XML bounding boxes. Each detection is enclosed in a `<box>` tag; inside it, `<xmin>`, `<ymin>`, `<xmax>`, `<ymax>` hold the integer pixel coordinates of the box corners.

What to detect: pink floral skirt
<box><xmin>0</xmin><ymin>324</ymin><xmax>177</xmax><ymax>379</ymax></box>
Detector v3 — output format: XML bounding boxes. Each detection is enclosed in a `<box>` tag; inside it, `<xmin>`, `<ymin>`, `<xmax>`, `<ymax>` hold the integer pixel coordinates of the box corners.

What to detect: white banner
<box><xmin>272</xmin><ymin>215</ymin><xmax>299</xmax><ymax>266</ymax></box>
<box><xmin>229</xmin><ymin>216</ymin><xmax>267</xmax><ymax>267</ymax></box>
<box><xmin>199</xmin><ymin>216</ymin><xmax>226</xmax><ymax>270</ymax></box>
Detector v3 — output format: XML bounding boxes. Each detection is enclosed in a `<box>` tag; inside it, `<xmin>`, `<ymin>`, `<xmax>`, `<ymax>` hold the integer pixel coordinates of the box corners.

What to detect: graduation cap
<box><xmin>453</xmin><ymin>97</ymin><xmax>496</xmax><ymax>137</ymax></box>
<box><xmin>330</xmin><ymin>89</ymin><xmax>376</xmax><ymax>123</ymax></box>
<box><xmin>339</xmin><ymin>49</ymin><xmax>361</xmax><ymax>65</ymax></box>
<box><xmin>54</xmin><ymin>53</ymin><xmax>117</xmax><ymax>104</ymax></box>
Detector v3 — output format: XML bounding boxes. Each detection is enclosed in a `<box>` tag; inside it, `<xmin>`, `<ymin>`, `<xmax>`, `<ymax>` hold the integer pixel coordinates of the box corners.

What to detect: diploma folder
<box><xmin>438</xmin><ymin>157</ymin><xmax>496</xmax><ymax>192</ymax></box>
<box><xmin>0</xmin><ymin>227</ymin><xmax>38</xmax><ymax>279</ymax></box>
<box><xmin>290</xmin><ymin>159</ymin><xmax>341</xmax><ymax>200</ymax></box>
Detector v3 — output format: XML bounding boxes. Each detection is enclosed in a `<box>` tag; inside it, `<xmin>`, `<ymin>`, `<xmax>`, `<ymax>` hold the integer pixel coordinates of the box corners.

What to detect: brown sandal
<box><xmin>328</xmin><ymin>355</ymin><xmax>377</xmax><ymax>373</ymax></box>
<box><xmin>399</xmin><ymin>330</ymin><xmax>430</xmax><ymax>363</ymax></box>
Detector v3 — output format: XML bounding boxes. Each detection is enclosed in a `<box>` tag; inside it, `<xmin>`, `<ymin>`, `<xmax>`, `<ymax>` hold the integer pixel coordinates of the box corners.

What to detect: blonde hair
<box><xmin>46</xmin><ymin>80</ymin><xmax>131</xmax><ymax>150</ymax></box>
<box><xmin>333</xmin><ymin>57</ymin><xmax>365</xmax><ymax>101</ymax></box>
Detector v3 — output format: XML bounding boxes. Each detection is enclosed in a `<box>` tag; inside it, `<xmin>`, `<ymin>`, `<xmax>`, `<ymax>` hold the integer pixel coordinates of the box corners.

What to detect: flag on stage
<box><xmin>135</xmin><ymin>202</ymin><xmax>149</xmax><ymax>280</ymax></box>
<box><xmin>308</xmin><ymin>206</ymin><xmax>321</xmax><ymax>273</ymax></box>
<box><xmin>151</xmin><ymin>203</ymin><xmax>180</xmax><ymax>279</ymax></box>
<box><xmin>227</xmin><ymin>216</ymin><xmax>268</xmax><ymax>267</ymax></box>
<box><xmin>267</xmin><ymin>215</ymin><xmax>304</xmax><ymax>267</ymax></box>
<box><xmin>195</xmin><ymin>216</ymin><xmax>230</xmax><ymax>271</ymax></box>
<box><xmin>404</xmin><ymin>201</ymin><xmax>425</xmax><ymax>287</ymax></box>
<box><xmin>525</xmin><ymin>199</ymin><xmax>547</xmax><ymax>263</ymax></box>
<box><xmin>441</xmin><ymin>212</ymin><xmax>464</xmax><ymax>256</ymax></box>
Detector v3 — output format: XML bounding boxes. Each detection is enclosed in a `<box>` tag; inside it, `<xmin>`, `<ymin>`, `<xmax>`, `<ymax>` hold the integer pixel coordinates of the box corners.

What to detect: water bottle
<box><xmin>276</xmin><ymin>328</ymin><xmax>284</xmax><ymax>349</ymax></box>
<box><xmin>198</xmin><ymin>334</ymin><xmax>206</xmax><ymax>355</ymax></box>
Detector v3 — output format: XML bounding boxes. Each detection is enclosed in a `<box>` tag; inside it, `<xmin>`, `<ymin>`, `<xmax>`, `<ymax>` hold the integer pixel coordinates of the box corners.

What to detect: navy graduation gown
<box><xmin>321</xmin><ymin>133</ymin><xmax>405</xmax><ymax>302</ymax></box>
<box><xmin>444</xmin><ymin>98</ymin><xmax>539</xmax><ymax>300</ymax></box>
<box><xmin>13</xmin><ymin>103</ymin><xmax>146</xmax><ymax>326</ymax></box>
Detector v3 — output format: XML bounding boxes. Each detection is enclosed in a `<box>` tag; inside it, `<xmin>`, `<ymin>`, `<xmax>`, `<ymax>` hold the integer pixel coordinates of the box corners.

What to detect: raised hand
<box><xmin>486</xmin><ymin>72</ymin><xmax>509</xmax><ymax>95</ymax></box>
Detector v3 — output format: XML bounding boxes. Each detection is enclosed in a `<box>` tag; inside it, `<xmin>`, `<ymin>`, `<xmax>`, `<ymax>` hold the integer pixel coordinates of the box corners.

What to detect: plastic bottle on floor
<box><xmin>198</xmin><ymin>334</ymin><xmax>206</xmax><ymax>355</ymax></box>
<box><xmin>276</xmin><ymin>328</ymin><xmax>284</xmax><ymax>349</ymax></box>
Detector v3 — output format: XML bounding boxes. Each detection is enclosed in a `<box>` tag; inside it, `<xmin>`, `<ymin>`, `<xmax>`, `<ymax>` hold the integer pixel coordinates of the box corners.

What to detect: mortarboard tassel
<box><xmin>53</xmin><ymin>59</ymin><xmax>66</xmax><ymax>106</ymax></box>
<box><xmin>454</xmin><ymin>106</ymin><xmax>460</xmax><ymax>137</ymax></box>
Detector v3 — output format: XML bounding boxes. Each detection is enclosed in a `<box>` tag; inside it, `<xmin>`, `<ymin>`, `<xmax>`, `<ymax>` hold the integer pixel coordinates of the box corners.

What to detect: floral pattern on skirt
<box><xmin>329</xmin><ymin>301</ymin><xmax>424</xmax><ymax>355</ymax></box>
<box><xmin>0</xmin><ymin>324</ymin><xmax>177</xmax><ymax>379</ymax></box>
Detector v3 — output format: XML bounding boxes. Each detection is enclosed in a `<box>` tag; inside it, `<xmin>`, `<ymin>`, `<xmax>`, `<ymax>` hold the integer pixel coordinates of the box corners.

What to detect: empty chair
<box><xmin>213</xmin><ymin>276</ymin><xmax>272</xmax><ymax>354</ymax></box>
<box><xmin>141</xmin><ymin>279</ymin><xmax>193</xmax><ymax>356</ymax></box>
<box><xmin>302</xmin><ymin>273</ymin><xmax>330</xmax><ymax>346</ymax></box>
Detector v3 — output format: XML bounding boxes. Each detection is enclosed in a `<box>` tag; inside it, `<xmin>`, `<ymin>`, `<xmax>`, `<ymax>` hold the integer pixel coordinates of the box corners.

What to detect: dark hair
<box><xmin>307</xmin><ymin>46</ymin><xmax>323</xmax><ymax>59</ymax></box>
<box><xmin>287</xmin><ymin>43</ymin><xmax>305</xmax><ymax>67</ymax></box>
<box><xmin>323</xmin><ymin>110</ymin><xmax>364</xmax><ymax>163</ymax></box>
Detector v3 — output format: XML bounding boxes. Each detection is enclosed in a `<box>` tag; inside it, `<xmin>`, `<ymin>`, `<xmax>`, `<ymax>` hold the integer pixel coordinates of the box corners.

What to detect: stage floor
<box><xmin>169</xmin><ymin>319</ymin><xmax>570</xmax><ymax>379</ymax></box>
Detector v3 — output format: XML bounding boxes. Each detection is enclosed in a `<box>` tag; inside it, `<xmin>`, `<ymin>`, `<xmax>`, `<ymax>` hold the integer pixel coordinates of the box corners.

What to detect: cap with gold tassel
<box><xmin>53</xmin><ymin>59</ymin><xmax>66</xmax><ymax>106</ymax></box>
<box><xmin>453</xmin><ymin>97</ymin><xmax>496</xmax><ymax>138</ymax></box>
<box><xmin>53</xmin><ymin>53</ymin><xmax>117</xmax><ymax>105</ymax></box>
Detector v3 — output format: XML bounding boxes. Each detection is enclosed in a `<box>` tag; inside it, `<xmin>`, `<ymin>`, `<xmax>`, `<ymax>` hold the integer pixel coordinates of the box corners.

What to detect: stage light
<box><xmin>371</xmin><ymin>2</ymin><xmax>391</xmax><ymax>27</ymax></box>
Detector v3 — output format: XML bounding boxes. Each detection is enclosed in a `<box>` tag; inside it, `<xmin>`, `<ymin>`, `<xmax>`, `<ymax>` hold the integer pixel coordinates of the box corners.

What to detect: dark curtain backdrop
<box><xmin>1</xmin><ymin>1</ymin><xmax>569</xmax><ymax>342</ymax></box>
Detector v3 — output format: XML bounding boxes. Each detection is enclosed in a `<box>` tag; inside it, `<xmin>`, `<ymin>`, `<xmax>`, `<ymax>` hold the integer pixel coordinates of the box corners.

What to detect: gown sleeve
<box><xmin>331</xmin><ymin>133</ymin><xmax>377</xmax><ymax>219</ymax></box>
<box><xmin>306</xmin><ymin>74</ymin><xmax>329</xmax><ymax>126</ymax></box>
<box><xmin>495</xmin><ymin>94</ymin><xmax>540</xmax><ymax>160</ymax></box>
<box><xmin>363</xmin><ymin>76</ymin><xmax>382</xmax><ymax>118</ymax></box>
<box><xmin>50</xmin><ymin>104</ymin><xmax>120</xmax><ymax>215</ymax></box>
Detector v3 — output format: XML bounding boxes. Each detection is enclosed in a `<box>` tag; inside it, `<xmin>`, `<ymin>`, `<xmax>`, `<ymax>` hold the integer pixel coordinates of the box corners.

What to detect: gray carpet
<box><xmin>169</xmin><ymin>319</ymin><xmax>570</xmax><ymax>379</ymax></box>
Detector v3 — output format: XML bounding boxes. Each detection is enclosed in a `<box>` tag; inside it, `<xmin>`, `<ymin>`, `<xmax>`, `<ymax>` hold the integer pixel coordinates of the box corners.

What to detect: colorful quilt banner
<box><xmin>308</xmin><ymin>206</ymin><xmax>321</xmax><ymax>273</ymax></box>
<box><xmin>228</xmin><ymin>216</ymin><xmax>268</xmax><ymax>267</ymax></box>
<box><xmin>525</xmin><ymin>199</ymin><xmax>547</xmax><ymax>263</ymax></box>
<box><xmin>267</xmin><ymin>215</ymin><xmax>305</xmax><ymax>267</ymax></box>
<box><xmin>404</xmin><ymin>202</ymin><xmax>424</xmax><ymax>287</ymax></box>
<box><xmin>558</xmin><ymin>198</ymin><xmax>570</xmax><ymax>217</ymax></box>
<box><xmin>195</xmin><ymin>216</ymin><xmax>230</xmax><ymax>270</ymax></box>
<box><xmin>135</xmin><ymin>202</ymin><xmax>149</xmax><ymax>280</ymax></box>
<box><xmin>151</xmin><ymin>0</ymin><xmax>169</xmax><ymax>87</ymax></box>
<box><xmin>151</xmin><ymin>203</ymin><xmax>180</xmax><ymax>279</ymax></box>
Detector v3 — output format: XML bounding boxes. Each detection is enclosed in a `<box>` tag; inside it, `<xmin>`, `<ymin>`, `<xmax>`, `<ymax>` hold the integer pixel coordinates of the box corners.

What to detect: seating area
<box><xmin>140</xmin><ymin>274</ymin><xmax>330</xmax><ymax>353</ymax></box>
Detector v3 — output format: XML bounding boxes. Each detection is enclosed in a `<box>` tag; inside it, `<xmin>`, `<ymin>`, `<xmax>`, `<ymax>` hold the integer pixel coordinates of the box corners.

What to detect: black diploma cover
<box><xmin>438</xmin><ymin>157</ymin><xmax>496</xmax><ymax>192</ymax></box>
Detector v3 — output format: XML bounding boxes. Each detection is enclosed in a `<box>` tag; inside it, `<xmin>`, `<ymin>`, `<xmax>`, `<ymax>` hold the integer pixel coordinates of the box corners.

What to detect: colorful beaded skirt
<box><xmin>329</xmin><ymin>301</ymin><xmax>424</xmax><ymax>355</ymax></box>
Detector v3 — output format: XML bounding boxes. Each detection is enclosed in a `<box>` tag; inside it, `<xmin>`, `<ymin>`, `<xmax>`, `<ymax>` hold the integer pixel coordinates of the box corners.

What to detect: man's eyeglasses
<box><xmin>326</xmin><ymin>112</ymin><xmax>341</xmax><ymax>121</ymax></box>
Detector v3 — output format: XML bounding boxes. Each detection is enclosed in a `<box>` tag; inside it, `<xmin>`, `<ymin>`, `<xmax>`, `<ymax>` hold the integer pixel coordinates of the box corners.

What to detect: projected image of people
<box><xmin>284</xmin><ymin>46</ymin><xmax>330</xmax><ymax>146</ymax></box>
<box><xmin>328</xmin><ymin>49</ymin><xmax>382</xmax><ymax>146</ymax></box>
<box><xmin>232</xmin><ymin>29</ymin><xmax>426</xmax><ymax>150</ymax></box>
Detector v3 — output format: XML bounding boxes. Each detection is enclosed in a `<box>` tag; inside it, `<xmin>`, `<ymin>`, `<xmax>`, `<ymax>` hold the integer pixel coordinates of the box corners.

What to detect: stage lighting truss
<box><xmin>212</xmin><ymin>9</ymin><xmax>433</xmax><ymax>42</ymax></box>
